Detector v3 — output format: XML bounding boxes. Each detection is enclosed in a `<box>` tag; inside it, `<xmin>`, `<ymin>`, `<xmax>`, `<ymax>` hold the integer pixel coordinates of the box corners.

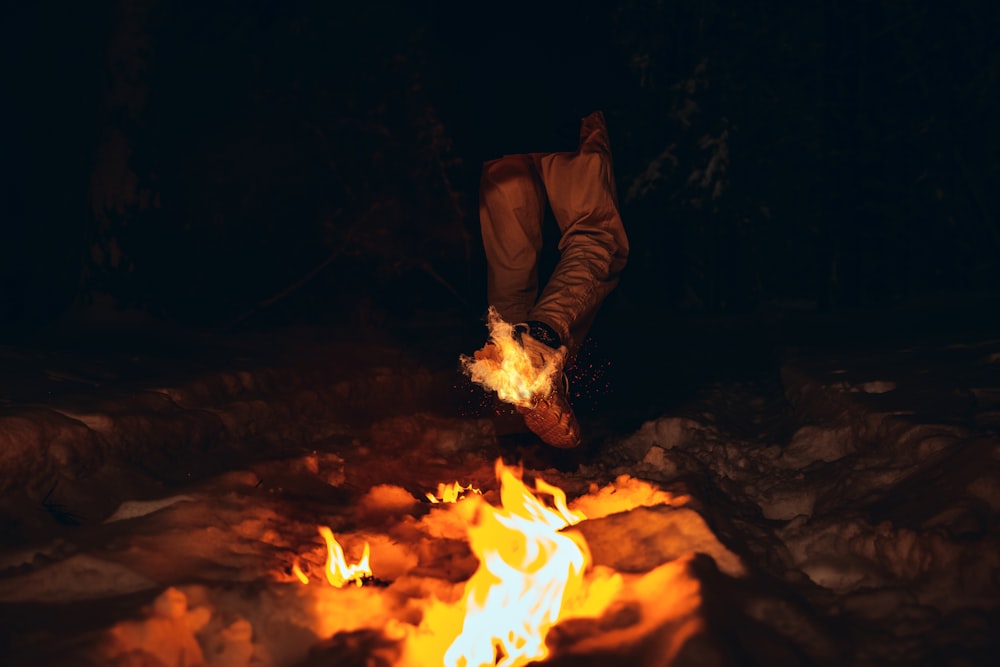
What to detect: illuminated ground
<box><xmin>0</xmin><ymin>308</ymin><xmax>997</xmax><ymax>666</ymax></box>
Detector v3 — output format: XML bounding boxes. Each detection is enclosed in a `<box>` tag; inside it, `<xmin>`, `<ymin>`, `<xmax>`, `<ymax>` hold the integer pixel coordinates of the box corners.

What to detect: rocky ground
<box><xmin>0</xmin><ymin>299</ymin><xmax>997</xmax><ymax>666</ymax></box>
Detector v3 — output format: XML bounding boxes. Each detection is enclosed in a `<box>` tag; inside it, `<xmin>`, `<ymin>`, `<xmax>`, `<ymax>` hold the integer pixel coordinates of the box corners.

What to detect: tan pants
<box><xmin>479</xmin><ymin>111</ymin><xmax>629</xmax><ymax>352</ymax></box>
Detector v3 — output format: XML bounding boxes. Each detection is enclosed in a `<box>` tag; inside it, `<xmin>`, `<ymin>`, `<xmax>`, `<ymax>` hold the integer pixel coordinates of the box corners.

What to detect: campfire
<box><xmin>438</xmin><ymin>460</ymin><xmax>614</xmax><ymax>667</ymax></box>
<box><xmin>97</xmin><ymin>449</ymin><xmax>728</xmax><ymax>667</ymax></box>
<box><xmin>289</xmin><ymin>458</ymin><xmax>618</xmax><ymax>667</ymax></box>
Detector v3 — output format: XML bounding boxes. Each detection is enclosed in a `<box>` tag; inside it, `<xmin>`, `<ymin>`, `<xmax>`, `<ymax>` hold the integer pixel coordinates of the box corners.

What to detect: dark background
<box><xmin>2</xmin><ymin>0</ymin><xmax>998</xmax><ymax>342</ymax></box>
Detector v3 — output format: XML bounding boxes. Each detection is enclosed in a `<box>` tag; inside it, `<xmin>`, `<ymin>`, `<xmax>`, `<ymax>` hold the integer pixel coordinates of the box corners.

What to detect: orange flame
<box><xmin>443</xmin><ymin>459</ymin><xmax>591</xmax><ymax>667</ymax></box>
<box><xmin>460</xmin><ymin>307</ymin><xmax>561</xmax><ymax>408</ymax></box>
<box><xmin>295</xmin><ymin>527</ymin><xmax>372</xmax><ymax>588</ymax></box>
<box><xmin>426</xmin><ymin>482</ymin><xmax>482</xmax><ymax>504</ymax></box>
<box><xmin>291</xmin><ymin>559</ymin><xmax>310</xmax><ymax>585</ymax></box>
<box><xmin>319</xmin><ymin>527</ymin><xmax>371</xmax><ymax>588</ymax></box>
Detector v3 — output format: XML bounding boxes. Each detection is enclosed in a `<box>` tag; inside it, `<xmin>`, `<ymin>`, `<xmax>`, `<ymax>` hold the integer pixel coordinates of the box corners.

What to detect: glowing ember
<box><xmin>427</xmin><ymin>482</ymin><xmax>482</xmax><ymax>504</ymax></box>
<box><xmin>296</xmin><ymin>527</ymin><xmax>372</xmax><ymax>588</ymax></box>
<box><xmin>460</xmin><ymin>307</ymin><xmax>561</xmax><ymax>407</ymax></box>
<box><xmin>443</xmin><ymin>459</ymin><xmax>598</xmax><ymax>667</ymax></box>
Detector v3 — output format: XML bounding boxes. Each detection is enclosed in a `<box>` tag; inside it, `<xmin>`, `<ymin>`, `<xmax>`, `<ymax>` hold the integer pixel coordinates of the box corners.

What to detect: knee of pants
<box><xmin>480</xmin><ymin>155</ymin><xmax>544</xmax><ymax>208</ymax></box>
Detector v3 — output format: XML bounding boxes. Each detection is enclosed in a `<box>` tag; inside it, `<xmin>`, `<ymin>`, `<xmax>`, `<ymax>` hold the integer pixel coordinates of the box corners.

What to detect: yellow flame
<box><xmin>319</xmin><ymin>527</ymin><xmax>372</xmax><ymax>588</ymax></box>
<box><xmin>444</xmin><ymin>459</ymin><xmax>591</xmax><ymax>667</ymax></box>
<box><xmin>291</xmin><ymin>558</ymin><xmax>310</xmax><ymax>585</ymax></box>
<box><xmin>295</xmin><ymin>527</ymin><xmax>371</xmax><ymax>588</ymax></box>
<box><xmin>460</xmin><ymin>307</ymin><xmax>560</xmax><ymax>407</ymax></box>
<box><xmin>427</xmin><ymin>482</ymin><xmax>483</xmax><ymax>504</ymax></box>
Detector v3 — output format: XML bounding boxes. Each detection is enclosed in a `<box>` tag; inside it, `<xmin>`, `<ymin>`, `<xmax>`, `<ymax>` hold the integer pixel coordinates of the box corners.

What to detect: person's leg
<box><xmin>478</xmin><ymin>154</ymin><xmax>546</xmax><ymax>326</ymax></box>
<box><xmin>468</xmin><ymin>114</ymin><xmax>625</xmax><ymax>449</ymax></box>
<box><xmin>529</xmin><ymin>111</ymin><xmax>629</xmax><ymax>353</ymax></box>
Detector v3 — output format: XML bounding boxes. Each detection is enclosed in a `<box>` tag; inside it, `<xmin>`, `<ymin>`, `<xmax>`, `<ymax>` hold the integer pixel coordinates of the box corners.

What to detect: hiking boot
<box><xmin>512</xmin><ymin>324</ymin><xmax>581</xmax><ymax>448</ymax></box>
<box><xmin>462</xmin><ymin>313</ymin><xmax>581</xmax><ymax>448</ymax></box>
<box><xmin>516</xmin><ymin>372</ymin><xmax>581</xmax><ymax>448</ymax></box>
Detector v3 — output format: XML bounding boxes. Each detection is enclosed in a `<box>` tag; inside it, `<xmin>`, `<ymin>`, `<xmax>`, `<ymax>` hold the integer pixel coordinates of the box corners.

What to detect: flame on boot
<box><xmin>460</xmin><ymin>307</ymin><xmax>565</xmax><ymax>408</ymax></box>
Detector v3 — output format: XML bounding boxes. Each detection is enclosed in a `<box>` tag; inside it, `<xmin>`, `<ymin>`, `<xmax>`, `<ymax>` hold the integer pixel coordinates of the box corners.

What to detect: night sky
<box><xmin>2</xmin><ymin>0</ymin><xmax>998</xmax><ymax>339</ymax></box>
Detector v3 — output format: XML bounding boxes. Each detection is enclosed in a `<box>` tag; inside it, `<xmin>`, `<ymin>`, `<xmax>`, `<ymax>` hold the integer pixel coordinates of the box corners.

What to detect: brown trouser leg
<box><xmin>479</xmin><ymin>111</ymin><xmax>629</xmax><ymax>352</ymax></box>
<box><xmin>479</xmin><ymin>154</ymin><xmax>545</xmax><ymax>328</ymax></box>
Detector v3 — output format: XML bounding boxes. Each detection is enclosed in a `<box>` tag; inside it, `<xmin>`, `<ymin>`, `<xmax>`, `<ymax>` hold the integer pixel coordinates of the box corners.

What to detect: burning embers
<box><xmin>293</xmin><ymin>459</ymin><xmax>621</xmax><ymax>667</ymax></box>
